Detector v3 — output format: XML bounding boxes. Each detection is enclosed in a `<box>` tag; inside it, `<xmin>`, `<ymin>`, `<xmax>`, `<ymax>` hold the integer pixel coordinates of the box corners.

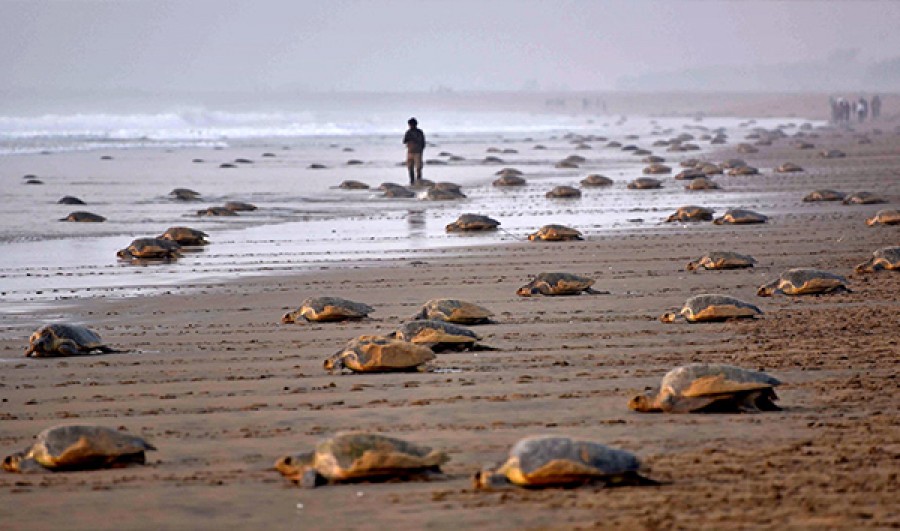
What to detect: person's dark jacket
<box><xmin>403</xmin><ymin>128</ymin><xmax>426</xmax><ymax>154</ymax></box>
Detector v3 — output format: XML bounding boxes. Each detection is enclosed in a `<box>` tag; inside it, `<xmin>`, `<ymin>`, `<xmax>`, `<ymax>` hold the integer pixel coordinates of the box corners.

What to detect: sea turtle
<box><xmin>382</xmin><ymin>186</ymin><xmax>415</xmax><ymax>198</ymax></box>
<box><xmin>757</xmin><ymin>268</ymin><xmax>850</xmax><ymax>297</ymax></box>
<box><xmin>60</xmin><ymin>212</ymin><xmax>106</xmax><ymax>222</ymax></box>
<box><xmin>680</xmin><ymin>158</ymin><xmax>701</xmax><ymax>168</ymax></box>
<box><xmin>493</xmin><ymin>174</ymin><xmax>527</xmax><ymax>187</ymax></box>
<box><xmin>412</xmin><ymin>299</ymin><xmax>494</xmax><ymax>324</ymax></box>
<box><xmin>685</xmin><ymin>177</ymin><xmax>720</xmax><ymax>190</ymax></box>
<box><xmin>721</xmin><ymin>158</ymin><xmax>747</xmax><ymax>169</ymax></box>
<box><xmin>776</xmin><ymin>162</ymin><xmax>803</xmax><ymax>173</ymax></box>
<box><xmin>563</xmin><ymin>155</ymin><xmax>586</xmax><ymax>164</ymax></box>
<box><xmin>516</xmin><ymin>272</ymin><xmax>601</xmax><ymax>297</ymax></box>
<box><xmin>390</xmin><ymin>320</ymin><xmax>481</xmax><ymax>352</ymax></box>
<box><xmin>275</xmin><ymin>432</ymin><xmax>449</xmax><ymax>488</ymax></box>
<box><xmin>25</xmin><ymin>324</ymin><xmax>119</xmax><ymax>358</ymax></box>
<box><xmin>686</xmin><ymin>252</ymin><xmax>756</xmax><ymax>271</ymax></box>
<box><xmin>736</xmin><ymin>144</ymin><xmax>759</xmax><ymax>154</ymax></box>
<box><xmin>446</xmin><ymin>214</ymin><xmax>501</xmax><ymax>232</ymax></box>
<box><xmin>665</xmin><ymin>206</ymin><xmax>715</xmax><ymax>223</ymax></box>
<box><xmin>674</xmin><ymin>168</ymin><xmax>706</xmax><ymax>180</ymax></box>
<box><xmin>643</xmin><ymin>156</ymin><xmax>665</xmax><ymax>164</ymax></box>
<box><xmin>2</xmin><ymin>425</ymin><xmax>156</xmax><ymax>473</ymax></box>
<box><xmin>224</xmin><ymin>201</ymin><xmax>257</xmax><ymax>212</ymax></box>
<box><xmin>495</xmin><ymin>168</ymin><xmax>523</xmax><ymax>176</ymax></box>
<box><xmin>338</xmin><ymin>180</ymin><xmax>370</xmax><ymax>190</ymax></box>
<box><xmin>855</xmin><ymin>246</ymin><xmax>900</xmax><ymax>273</ymax></box>
<box><xmin>819</xmin><ymin>149</ymin><xmax>846</xmax><ymax>159</ymax></box>
<box><xmin>528</xmin><ymin>224</ymin><xmax>583</xmax><ymax>241</ymax></box>
<box><xmin>116</xmin><ymin>238</ymin><xmax>181</xmax><ymax>260</ymax></box>
<box><xmin>803</xmin><ymin>190</ymin><xmax>845</xmax><ymax>202</ymax></box>
<box><xmin>323</xmin><ymin>335</ymin><xmax>435</xmax><ymax>374</ymax></box>
<box><xmin>545</xmin><ymin>186</ymin><xmax>582</xmax><ymax>199</ymax></box>
<box><xmin>727</xmin><ymin>166</ymin><xmax>759</xmax><ymax>176</ymax></box>
<box><xmin>627</xmin><ymin>177</ymin><xmax>662</xmax><ymax>190</ymax></box>
<box><xmin>660</xmin><ymin>294</ymin><xmax>762</xmax><ymax>323</ymax></box>
<box><xmin>842</xmin><ymin>192</ymin><xmax>885</xmax><ymax>205</ymax></box>
<box><xmin>169</xmin><ymin>188</ymin><xmax>201</xmax><ymax>201</ymax></box>
<box><xmin>866</xmin><ymin>209</ymin><xmax>900</xmax><ymax>226</ymax></box>
<box><xmin>628</xmin><ymin>364</ymin><xmax>781</xmax><ymax>413</ymax></box>
<box><xmin>57</xmin><ymin>196</ymin><xmax>86</xmax><ymax>205</ymax></box>
<box><xmin>643</xmin><ymin>163</ymin><xmax>671</xmax><ymax>175</ymax></box>
<box><xmin>699</xmin><ymin>163</ymin><xmax>723</xmax><ymax>175</ymax></box>
<box><xmin>421</xmin><ymin>188</ymin><xmax>466</xmax><ymax>201</ymax></box>
<box><xmin>554</xmin><ymin>160</ymin><xmax>579</xmax><ymax>169</ymax></box>
<box><xmin>281</xmin><ymin>297</ymin><xmax>374</xmax><ymax>323</ymax></box>
<box><xmin>432</xmin><ymin>182</ymin><xmax>463</xmax><ymax>194</ymax></box>
<box><xmin>473</xmin><ymin>435</ymin><xmax>652</xmax><ymax>489</ymax></box>
<box><xmin>158</xmin><ymin>226</ymin><xmax>208</xmax><ymax>246</ymax></box>
<box><xmin>712</xmin><ymin>209</ymin><xmax>768</xmax><ymax>225</ymax></box>
<box><xmin>580</xmin><ymin>174</ymin><xmax>613</xmax><ymax>187</ymax></box>
<box><xmin>197</xmin><ymin>206</ymin><xmax>238</xmax><ymax>216</ymax></box>
<box><xmin>409</xmin><ymin>179</ymin><xmax>436</xmax><ymax>189</ymax></box>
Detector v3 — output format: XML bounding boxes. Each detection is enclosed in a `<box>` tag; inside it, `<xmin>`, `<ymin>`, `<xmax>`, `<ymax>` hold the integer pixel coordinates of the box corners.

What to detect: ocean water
<box><xmin>0</xmin><ymin>93</ymin><xmax>811</xmax><ymax>316</ymax></box>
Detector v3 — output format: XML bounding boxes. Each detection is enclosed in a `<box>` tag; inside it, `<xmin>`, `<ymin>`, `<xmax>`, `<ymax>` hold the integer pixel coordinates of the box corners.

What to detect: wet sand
<box><xmin>1</xmin><ymin>118</ymin><xmax>898</xmax><ymax>529</ymax></box>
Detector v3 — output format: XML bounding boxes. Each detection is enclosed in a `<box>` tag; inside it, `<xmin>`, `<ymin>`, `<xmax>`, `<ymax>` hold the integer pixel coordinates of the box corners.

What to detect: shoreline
<box><xmin>1</xmin><ymin>108</ymin><xmax>898</xmax><ymax>528</ymax></box>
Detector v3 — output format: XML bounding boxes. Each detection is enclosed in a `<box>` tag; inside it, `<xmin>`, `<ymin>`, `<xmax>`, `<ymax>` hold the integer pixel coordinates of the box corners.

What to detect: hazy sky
<box><xmin>2</xmin><ymin>0</ymin><xmax>899</xmax><ymax>93</ymax></box>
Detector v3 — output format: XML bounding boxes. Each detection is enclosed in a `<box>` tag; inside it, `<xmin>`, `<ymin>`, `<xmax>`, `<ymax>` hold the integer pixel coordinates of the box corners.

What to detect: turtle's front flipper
<box><xmin>56</xmin><ymin>341</ymin><xmax>81</xmax><ymax>357</ymax></box>
<box><xmin>584</xmin><ymin>288</ymin><xmax>611</xmax><ymax>295</ymax></box>
<box><xmin>300</xmin><ymin>470</ymin><xmax>327</xmax><ymax>489</ymax></box>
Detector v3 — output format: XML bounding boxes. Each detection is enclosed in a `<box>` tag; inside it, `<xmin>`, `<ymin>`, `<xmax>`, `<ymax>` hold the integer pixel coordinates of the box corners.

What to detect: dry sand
<box><xmin>1</xmin><ymin>115</ymin><xmax>899</xmax><ymax>530</ymax></box>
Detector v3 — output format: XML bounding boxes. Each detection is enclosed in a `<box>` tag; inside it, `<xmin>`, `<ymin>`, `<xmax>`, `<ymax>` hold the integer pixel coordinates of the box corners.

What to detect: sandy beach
<box><xmin>1</xmin><ymin>101</ymin><xmax>899</xmax><ymax>530</ymax></box>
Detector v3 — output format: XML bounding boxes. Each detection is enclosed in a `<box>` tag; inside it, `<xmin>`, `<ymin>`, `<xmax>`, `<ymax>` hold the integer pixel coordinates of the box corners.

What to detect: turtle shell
<box><xmin>60</xmin><ymin>211</ymin><xmax>106</xmax><ymax>222</ymax></box>
<box><xmin>224</xmin><ymin>201</ymin><xmax>257</xmax><ymax>212</ymax></box>
<box><xmin>628</xmin><ymin>364</ymin><xmax>781</xmax><ymax>413</ymax></box>
<box><xmin>117</xmin><ymin>238</ymin><xmax>181</xmax><ymax>260</ymax></box>
<box><xmin>493</xmin><ymin>174</ymin><xmax>527</xmax><ymax>187</ymax></box>
<box><xmin>446</xmin><ymin>214</ymin><xmax>500</xmax><ymax>232</ymax></box>
<box><xmin>627</xmin><ymin>177</ymin><xmax>661</xmax><ymax>189</ymax></box>
<box><xmin>686</xmin><ymin>252</ymin><xmax>756</xmax><ymax>271</ymax></box>
<box><xmin>158</xmin><ymin>226</ymin><xmax>208</xmax><ymax>245</ymax></box>
<box><xmin>25</xmin><ymin>324</ymin><xmax>113</xmax><ymax>358</ymax></box>
<box><xmin>643</xmin><ymin>163</ymin><xmax>671</xmax><ymax>175</ymax></box>
<box><xmin>495</xmin><ymin>168</ymin><xmax>523</xmax><ymax>176</ymax></box>
<box><xmin>197</xmin><ymin>206</ymin><xmax>238</xmax><ymax>216</ymax></box>
<box><xmin>282</xmin><ymin>297</ymin><xmax>373</xmax><ymax>323</ymax></box>
<box><xmin>2</xmin><ymin>425</ymin><xmax>155</xmax><ymax>472</ymax></box>
<box><xmin>803</xmin><ymin>190</ymin><xmax>845</xmax><ymax>202</ymax></box>
<box><xmin>545</xmin><ymin>186</ymin><xmax>582</xmax><ymax>199</ymax></box>
<box><xmin>413</xmin><ymin>299</ymin><xmax>494</xmax><ymax>324</ymax></box>
<box><xmin>776</xmin><ymin>162</ymin><xmax>803</xmax><ymax>173</ymax></box>
<box><xmin>580</xmin><ymin>174</ymin><xmax>613</xmax><ymax>187</ymax></box>
<box><xmin>475</xmin><ymin>436</ymin><xmax>642</xmax><ymax>488</ymax></box>
<box><xmin>819</xmin><ymin>149</ymin><xmax>846</xmax><ymax>159</ymax></box>
<box><xmin>528</xmin><ymin>224</ymin><xmax>583</xmax><ymax>241</ymax></box>
<box><xmin>855</xmin><ymin>246</ymin><xmax>900</xmax><ymax>273</ymax></box>
<box><xmin>58</xmin><ymin>196</ymin><xmax>86</xmax><ymax>205</ymax></box>
<box><xmin>324</xmin><ymin>335</ymin><xmax>435</xmax><ymax>373</ymax></box>
<box><xmin>392</xmin><ymin>320</ymin><xmax>480</xmax><ymax>350</ymax></box>
<box><xmin>665</xmin><ymin>206</ymin><xmax>714</xmax><ymax>223</ymax></box>
<box><xmin>866</xmin><ymin>209</ymin><xmax>900</xmax><ymax>226</ymax></box>
<box><xmin>727</xmin><ymin>166</ymin><xmax>759</xmax><ymax>176</ymax></box>
<box><xmin>517</xmin><ymin>272</ymin><xmax>595</xmax><ymax>297</ymax></box>
<box><xmin>721</xmin><ymin>158</ymin><xmax>747</xmax><ymax>169</ymax></box>
<box><xmin>712</xmin><ymin>209</ymin><xmax>767</xmax><ymax>225</ymax></box>
<box><xmin>669</xmin><ymin>294</ymin><xmax>762</xmax><ymax>322</ymax></box>
<box><xmin>685</xmin><ymin>177</ymin><xmax>720</xmax><ymax>190</ymax></box>
<box><xmin>382</xmin><ymin>186</ymin><xmax>415</xmax><ymax>198</ymax></box>
<box><xmin>338</xmin><ymin>180</ymin><xmax>370</xmax><ymax>190</ymax></box>
<box><xmin>843</xmin><ymin>192</ymin><xmax>884</xmax><ymax>205</ymax></box>
<box><xmin>757</xmin><ymin>268</ymin><xmax>848</xmax><ymax>296</ymax></box>
<box><xmin>432</xmin><ymin>182</ymin><xmax>463</xmax><ymax>193</ymax></box>
<box><xmin>422</xmin><ymin>188</ymin><xmax>466</xmax><ymax>201</ymax></box>
<box><xmin>169</xmin><ymin>188</ymin><xmax>201</xmax><ymax>200</ymax></box>
<box><xmin>275</xmin><ymin>433</ymin><xmax>448</xmax><ymax>486</ymax></box>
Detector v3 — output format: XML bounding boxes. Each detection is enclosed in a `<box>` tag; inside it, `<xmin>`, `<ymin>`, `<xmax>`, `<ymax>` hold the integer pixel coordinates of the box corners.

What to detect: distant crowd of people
<box><xmin>830</xmin><ymin>95</ymin><xmax>881</xmax><ymax>124</ymax></box>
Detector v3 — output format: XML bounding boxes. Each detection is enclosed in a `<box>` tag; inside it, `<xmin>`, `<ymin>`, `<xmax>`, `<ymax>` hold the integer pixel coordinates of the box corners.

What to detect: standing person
<box><xmin>403</xmin><ymin>117</ymin><xmax>425</xmax><ymax>186</ymax></box>
<box><xmin>857</xmin><ymin>97</ymin><xmax>868</xmax><ymax>123</ymax></box>
<box><xmin>871</xmin><ymin>94</ymin><xmax>881</xmax><ymax>120</ymax></box>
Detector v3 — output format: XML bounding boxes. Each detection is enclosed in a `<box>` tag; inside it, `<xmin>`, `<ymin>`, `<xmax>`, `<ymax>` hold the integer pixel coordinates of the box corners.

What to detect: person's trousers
<box><xmin>407</xmin><ymin>152</ymin><xmax>423</xmax><ymax>184</ymax></box>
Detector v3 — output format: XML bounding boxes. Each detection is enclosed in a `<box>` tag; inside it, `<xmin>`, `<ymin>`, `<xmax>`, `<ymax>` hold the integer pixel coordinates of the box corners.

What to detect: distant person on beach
<box><xmin>403</xmin><ymin>117</ymin><xmax>425</xmax><ymax>185</ymax></box>
<box><xmin>871</xmin><ymin>95</ymin><xmax>881</xmax><ymax>119</ymax></box>
<box><xmin>857</xmin><ymin>97</ymin><xmax>868</xmax><ymax>123</ymax></box>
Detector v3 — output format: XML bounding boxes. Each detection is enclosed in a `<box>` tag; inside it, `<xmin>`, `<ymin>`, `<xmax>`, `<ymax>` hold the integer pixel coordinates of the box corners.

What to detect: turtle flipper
<box><xmin>584</xmin><ymin>287</ymin><xmax>611</xmax><ymax>295</ymax></box>
<box><xmin>57</xmin><ymin>341</ymin><xmax>81</xmax><ymax>357</ymax></box>
<box><xmin>300</xmin><ymin>470</ymin><xmax>327</xmax><ymax>489</ymax></box>
<box><xmin>96</xmin><ymin>345</ymin><xmax>123</xmax><ymax>354</ymax></box>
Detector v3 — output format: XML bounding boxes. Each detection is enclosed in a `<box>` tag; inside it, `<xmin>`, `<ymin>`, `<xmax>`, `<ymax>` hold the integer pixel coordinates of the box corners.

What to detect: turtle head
<box><xmin>275</xmin><ymin>452</ymin><xmax>321</xmax><ymax>487</ymax></box>
<box><xmin>659</xmin><ymin>312</ymin><xmax>679</xmax><ymax>323</ymax></box>
<box><xmin>1</xmin><ymin>452</ymin><xmax>43</xmax><ymax>473</ymax></box>
<box><xmin>25</xmin><ymin>328</ymin><xmax>56</xmax><ymax>357</ymax></box>
<box><xmin>627</xmin><ymin>392</ymin><xmax>660</xmax><ymax>412</ymax></box>
<box><xmin>756</xmin><ymin>281</ymin><xmax>777</xmax><ymax>297</ymax></box>
<box><xmin>685</xmin><ymin>261</ymin><xmax>699</xmax><ymax>271</ymax></box>
<box><xmin>865</xmin><ymin>216</ymin><xmax>876</xmax><ymax>226</ymax></box>
<box><xmin>472</xmin><ymin>469</ymin><xmax>510</xmax><ymax>490</ymax></box>
<box><xmin>516</xmin><ymin>284</ymin><xmax>537</xmax><ymax>297</ymax></box>
<box><xmin>323</xmin><ymin>353</ymin><xmax>345</xmax><ymax>374</ymax></box>
<box><xmin>712</xmin><ymin>217</ymin><xmax>724</xmax><ymax>225</ymax></box>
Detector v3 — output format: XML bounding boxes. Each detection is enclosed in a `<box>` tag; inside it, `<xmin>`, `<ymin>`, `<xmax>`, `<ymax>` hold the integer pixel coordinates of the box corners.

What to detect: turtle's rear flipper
<box><xmin>599</xmin><ymin>472</ymin><xmax>663</xmax><ymax>488</ymax></box>
<box><xmin>470</xmin><ymin>343</ymin><xmax>499</xmax><ymax>352</ymax></box>
<box><xmin>95</xmin><ymin>346</ymin><xmax>126</xmax><ymax>354</ymax></box>
<box><xmin>584</xmin><ymin>288</ymin><xmax>611</xmax><ymax>295</ymax></box>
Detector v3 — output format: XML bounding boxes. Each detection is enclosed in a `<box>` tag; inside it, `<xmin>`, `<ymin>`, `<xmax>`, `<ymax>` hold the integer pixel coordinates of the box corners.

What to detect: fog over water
<box><xmin>2</xmin><ymin>0</ymin><xmax>900</xmax><ymax>101</ymax></box>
